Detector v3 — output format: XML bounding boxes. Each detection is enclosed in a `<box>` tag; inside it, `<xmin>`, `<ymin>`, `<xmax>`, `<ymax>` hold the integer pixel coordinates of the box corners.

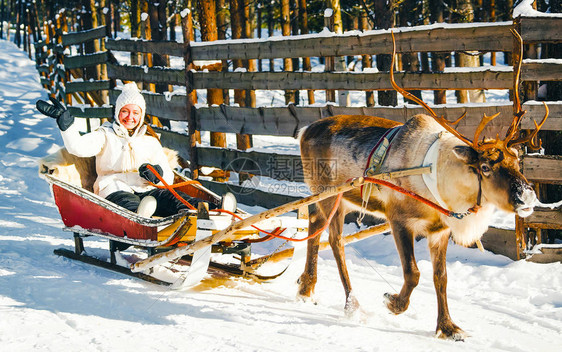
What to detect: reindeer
<box><xmin>297</xmin><ymin>30</ymin><xmax>548</xmax><ymax>340</ymax></box>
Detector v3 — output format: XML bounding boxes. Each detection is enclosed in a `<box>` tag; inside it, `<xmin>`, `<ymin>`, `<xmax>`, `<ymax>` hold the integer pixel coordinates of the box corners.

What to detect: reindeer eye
<box><xmin>481</xmin><ymin>164</ymin><xmax>491</xmax><ymax>175</ymax></box>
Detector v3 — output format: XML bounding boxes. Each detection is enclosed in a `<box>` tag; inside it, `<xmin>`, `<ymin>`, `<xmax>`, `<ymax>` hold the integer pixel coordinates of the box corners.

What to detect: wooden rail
<box><xmin>105</xmin><ymin>23</ymin><xmax>512</xmax><ymax>61</ymax></box>
<box><xmin>108</xmin><ymin>62</ymin><xmax>514</xmax><ymax>91</ymax></box>
<box><xmin>61</xmin><ymin>26</ymin><xmax>108</xmax><ymax>46</ymax></box>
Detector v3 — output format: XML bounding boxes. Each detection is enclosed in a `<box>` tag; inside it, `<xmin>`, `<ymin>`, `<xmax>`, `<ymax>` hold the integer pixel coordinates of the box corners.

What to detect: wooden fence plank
<box><xmin>107</xmin><ymin>62</ymin><xmax>512</xmax><ymax>91</ymax></box>
<box><xmin>65</xmin><ymin>80</ymin><xmax>112</xmax><ymax>94</ymax></box>
<box><xmin>67</xmin><ymin>106</ymin><xmax>113</xmax><ymax>119</ymax></box>
<box><xmin>34</xmin><ymin>40</ymin><xmax>47</xmax><ymax>48</ymax></box>
<box><xmin>143</xmin><ymin>92</ymin><xmax>189</xmax><ymax>121</ymax></box>
<box><xmin>64</xmin><ymin>51</ymin><xmax>109</xmax><ymax>69</ymax></box>
<box><xmin>191</xmin><ymin>70</ymin><xmax>513</xmax><ymax>91</ymax></box>
<box><xmin>195</xmin><ymin>103</ymin><xmax>518</xmax><ymax>137</ymax></box>
<box><xmin>106</xmin><ymin>38</ymin><xmax>185</xmax><ymax>57</ymax></box>
<box><xmin>523</xmin><ymin>208</ymin><xmax>562</xmax><ymax>230</ymax></box>
<box><xmin>35</xmin><ymin>50</ymin><xmax>49</xmax><ymax>61</ymax></box>
<box><xmin>36</xmin><ymin>65</ymin><xmax>50</xmax><ymax>74</ymax></box>
<box><xmin>108</xmin><ymin>89</ymin><xmax>188</xmax><ymax>122</ymax></box>
<box><xmin>519</xmin><ymin>17</ymin><xmax>562</xmax><ymax>43</ymax></box>
<box><xmin>197</xmin><ymin>147</ymin><xmax>304</xmax><ymax>182</ymax></box>
<box><xmin>61</xmin><ymin>26</ymin><xmax>108</xmax><ymax>46</ymax></box>
<box><xmin>198</xmin><ymin>180</ymin><xmax>302</xmax><ymax>209</ymax></box>
<box><xmin>522</xmin><ymin>155</ymin><xmax>562</xmax><ymax>184</ymax></box>
<box><xmin>521</xmin><ymin>102</ymin><xmax>562</xmax><ymax>130</ymax></box>
<box><xmin>522</xmin><ymin>61</ymin><xmax>562</xmax><ymax>81</ymax></box>
<box><xmin>153</xmin><ymin>128</ymin><xmax>192</xmax><ymax>163</ymax></box>
<box><xmin>107</xmin><ymin>63</ymin><xmax>184</xmax><ymax>86</ymax></box>
<box><xmin>190</xmin><ymin>22</ymin><xmax>512</xmax><ymax>61</ymax></box>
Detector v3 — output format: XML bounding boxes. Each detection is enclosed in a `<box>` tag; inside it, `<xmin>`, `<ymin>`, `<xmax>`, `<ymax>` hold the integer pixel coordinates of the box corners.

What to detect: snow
<box><xmin>513</xmin><ymin>0</ymin><xmax>562</xmax><ymax>18</ymax></box>
<box><xmin>0</xmin><ymin>35</ymin><xmax>561</xmax><ymax>351</ymax></box>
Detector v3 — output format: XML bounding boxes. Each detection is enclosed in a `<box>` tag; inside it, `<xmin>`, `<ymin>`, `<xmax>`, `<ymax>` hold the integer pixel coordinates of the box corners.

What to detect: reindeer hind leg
<box><xmin>429</xmin><ymin>232</ymin><xmax>466</xmax><ymax>341</ymax></box>
<box><xmin>297</xmin><ymin>202</ymin><xmax>327</xmax><ymax>300</ymax></box>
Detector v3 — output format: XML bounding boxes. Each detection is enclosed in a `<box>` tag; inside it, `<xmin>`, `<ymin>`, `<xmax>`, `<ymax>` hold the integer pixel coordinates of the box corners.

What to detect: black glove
<box><xmin>139</xmin><ymin>163</ymin><xmax>163</xmax><ymax>184</ymax></box>
<box><xmin>36</xmin><ymin>97</ymin><xmax>74</xmax><ymax>131</ymax></box>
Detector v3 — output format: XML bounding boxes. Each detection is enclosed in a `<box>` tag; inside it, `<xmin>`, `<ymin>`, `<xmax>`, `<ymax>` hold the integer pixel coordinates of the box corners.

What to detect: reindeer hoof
<box><xmin>344</xmin><ymin>292</ymin><xmax>360</xmax><ymax>317</ymax></box>
<box><xmin>384</xmin><ymin>292</ymin><xmax>409</xmax><ymax>315</ymax></box>
<box><xmin>435</xmin><ymin>322</ymin><xmax>467</xmax><ymax>341</ymax></box>
<box><xmin>296</xmin><ymin>293</ymin><xmax>317</xmax><ymax>305</ymax></box>
<box><xmin>297</xmin><ymin>274</ymin><xmax>315</xmax><ymax>298</ymax></box>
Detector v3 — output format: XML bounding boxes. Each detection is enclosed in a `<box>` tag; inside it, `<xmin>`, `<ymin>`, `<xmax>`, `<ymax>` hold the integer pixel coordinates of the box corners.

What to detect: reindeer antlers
<box><xmin>389</xmin><ymin>29</ymin><xmax>549</xmax><ymax>155</ymax></box>
<box><xmin>389</xmin><ymin>32</ymin><xmax>474</xmax><ymax>147</ymax></box>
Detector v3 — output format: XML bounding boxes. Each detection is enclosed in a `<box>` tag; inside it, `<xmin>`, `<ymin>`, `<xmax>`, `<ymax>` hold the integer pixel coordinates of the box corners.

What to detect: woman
<box><xmin>36</xmin><ymin>83</ymin><xmax>227</xmax><ymax>217</ymax></box>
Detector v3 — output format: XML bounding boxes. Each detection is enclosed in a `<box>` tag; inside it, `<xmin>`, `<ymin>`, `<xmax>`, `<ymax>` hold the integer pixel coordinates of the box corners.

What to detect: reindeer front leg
<box><xmin>385</xmin><ymin>221</ymin><xmax>420</xmax><ymax>314</ymax></box>
<box><xmin>429</xmin><ymin>232</ymin><xmax>466</xmax><ymax>341</ymax></box>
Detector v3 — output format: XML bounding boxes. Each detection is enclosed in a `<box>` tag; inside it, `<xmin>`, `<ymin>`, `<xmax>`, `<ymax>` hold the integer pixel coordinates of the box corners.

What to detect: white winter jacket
<box><xmin>61</xmin><ymin>121</ymin><xmax>174</xmax><ymax>198</ymax></box>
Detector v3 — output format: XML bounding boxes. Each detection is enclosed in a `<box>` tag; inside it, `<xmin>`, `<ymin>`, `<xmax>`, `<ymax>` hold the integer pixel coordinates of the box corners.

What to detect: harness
<box><xmin>422</xmin><ymin>133</ymin><xmax>482</xmax><ymax>212</ymax></box>
<box><xmin>358</xmin><ymin>126</ymin><xmax>401</xmax><ymax>223</ymax></box>
<box><xmin>359</xmin><ymin>128</ymin><xmax>481</xmax><ymax>222</ymax></box>
<box><xmin>364</xmin><ymin>126</ymin><xmax>402</xmax><ymax>177</ymax></box>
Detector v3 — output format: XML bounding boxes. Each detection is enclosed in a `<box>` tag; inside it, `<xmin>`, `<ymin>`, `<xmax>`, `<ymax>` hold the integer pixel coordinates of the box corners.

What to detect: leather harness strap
<box><xmin>364</xmin><ymin>126</ymin><xmax>402</xmax><ymax>177</ymax></box>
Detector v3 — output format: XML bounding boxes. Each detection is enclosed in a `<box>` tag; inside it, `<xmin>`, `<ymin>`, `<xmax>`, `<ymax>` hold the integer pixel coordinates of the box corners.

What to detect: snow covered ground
<box><xmin>0</xmin><ymin>38</ymin><xmax>561</xmax><ymax>351</ymax></box>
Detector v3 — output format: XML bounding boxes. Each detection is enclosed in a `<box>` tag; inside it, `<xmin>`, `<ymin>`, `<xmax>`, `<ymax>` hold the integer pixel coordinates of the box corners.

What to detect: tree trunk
<box><xmin>324</xmin><ymin>9</ymin><xmax>336</xmax><ymax>103</ymax></box>
<box><xmin>257</xmin><ymin>1</ymin><xmax>262</xmax><ymax>72</ymax></box>
<box><xmin>360</xmin><ymin>11</ymin><xmax>375</xmax><ymax>107</ymax></box>
<box><xmin>14</xmin><ymin>0</ymin><xmax>20</xmax><ymax>47</ymax></box>
<box><xmin>281</xmin><ymin>0</ymin><xmax>295</xmax><ymax>104</ymax></box>
<box><xmin>454</xmin><ymin>0</ymin><xmax>485</xmax><ymax>103</ymax></box>
<box><xmin>0</xmin><ymin>0</ymin><xmax>4</xmax><ymax>39</ymax></box>
<box><xmin>399</xmin><ymin>0</ymin><xmax>422</xmax><ymax>103</ymax></box>
<box><xmin>429</xmin><ymin>0</ymin><xmax>446</xmax><ymax>105</ymax></box>
<box><xmin>229</xmin><ymin>0</ymin><xmax>252</xmax><ymax>150</ymax></box>
<box><xmin>112</xmin><ymin>0</ymin><xmax>120</xmax><ymax>37</ymax></box>
<box><xmin>331</xmin><ymin>0</ymin><xmax>348</xmax><ymax>107</ymax></box>
<box><xmin>148</xmin><ymin>0</ymin><xmax>169</xmax><ymax>97</ymax></box>
<box><xmin>267</xmin><ymin>0</ymin><xmax>275</xmax><ymax>71</ymax></box>
<box><xmin>374</xmin><ymin>0</ymin><xmax>396</xmax><ymax>106</ymax></box>
<box><xmin>216</xmin><ymin>0</ymin><xmax>229</xmax><ymax>104</ymax></box>
<box><xmin>243</xmin><ymin>0</ymin><xmax>256</xmax><ymax>110</ymax></box>
<box><xmin>298</xmin><ymin>0</ymin><xmax>314</xmax><ymax>104</ymax></box>
<box><xmin>198</xmin><ymin>0</ymin><xmax>227</xmax><ymax>158</ymax></box>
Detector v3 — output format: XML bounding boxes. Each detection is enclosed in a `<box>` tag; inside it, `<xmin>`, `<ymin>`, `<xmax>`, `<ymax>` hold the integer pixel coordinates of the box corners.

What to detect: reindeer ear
<box><xmin>452</xmin><ymin>146</ymin><xmax>478</xmax><ymax>164</ymax></box>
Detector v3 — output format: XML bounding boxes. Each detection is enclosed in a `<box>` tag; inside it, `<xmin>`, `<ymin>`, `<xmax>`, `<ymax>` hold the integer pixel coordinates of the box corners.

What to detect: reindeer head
<box><xmin>390</xmin><ymin>30</ymin><xmax>548</xmax><ymax>217</ymax></box>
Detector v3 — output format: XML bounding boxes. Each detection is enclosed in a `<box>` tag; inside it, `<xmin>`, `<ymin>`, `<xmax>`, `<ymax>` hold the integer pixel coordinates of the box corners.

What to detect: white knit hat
<box><xmin>114</xmin><ymin>82</ymin><xmax>146</xmax><ymax>122</ymax></box>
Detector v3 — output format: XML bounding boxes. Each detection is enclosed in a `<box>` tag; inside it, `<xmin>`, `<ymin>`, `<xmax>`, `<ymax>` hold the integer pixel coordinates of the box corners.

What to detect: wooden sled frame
<box><xmin>39</xmin><ymin>155</ymin><xmax>313</xmax><ymax>286</ymax></box>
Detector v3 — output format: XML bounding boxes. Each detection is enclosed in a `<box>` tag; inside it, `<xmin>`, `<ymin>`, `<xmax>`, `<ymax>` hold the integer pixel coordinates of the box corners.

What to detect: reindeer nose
<box><xmin>512</xmin><ymin>182</ymin><xmax>537</xmax><ymax>218</ymax></box>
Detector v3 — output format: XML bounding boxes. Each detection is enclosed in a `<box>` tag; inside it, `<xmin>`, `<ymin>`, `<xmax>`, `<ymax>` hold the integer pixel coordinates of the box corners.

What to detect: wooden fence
<box><xmin>34</xmin><ymin>16</ymin><xmax>562</xmax><ymax>259</ymax></box>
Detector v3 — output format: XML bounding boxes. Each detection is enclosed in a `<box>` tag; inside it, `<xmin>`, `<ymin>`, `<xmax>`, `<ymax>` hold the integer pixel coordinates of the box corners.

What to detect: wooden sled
<box><xmin>39</xmin><ymin>148</ymin><xmax>311</xmax><ymax>287</ymax></box>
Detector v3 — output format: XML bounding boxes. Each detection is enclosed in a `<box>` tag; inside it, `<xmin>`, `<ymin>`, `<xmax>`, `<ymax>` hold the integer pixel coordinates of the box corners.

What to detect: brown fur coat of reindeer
<box><xmin>297</xmin><ymin>30</ymin><xmax>548</xmax><ymax>340</ymax></box>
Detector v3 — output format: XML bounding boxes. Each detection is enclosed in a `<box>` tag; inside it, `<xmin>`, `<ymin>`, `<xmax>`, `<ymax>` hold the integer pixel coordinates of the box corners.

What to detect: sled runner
<box><xmin>40</xmin><ymin>148</ymin><xmax>310</xmax><ymax>287</ymax></box>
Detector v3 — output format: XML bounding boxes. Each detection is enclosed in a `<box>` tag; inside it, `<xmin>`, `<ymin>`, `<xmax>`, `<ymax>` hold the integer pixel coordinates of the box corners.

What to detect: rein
<box><xmin>144</xmin><ymin>163</ymin><xmax>479</xmax><ymax>246</ymax></box>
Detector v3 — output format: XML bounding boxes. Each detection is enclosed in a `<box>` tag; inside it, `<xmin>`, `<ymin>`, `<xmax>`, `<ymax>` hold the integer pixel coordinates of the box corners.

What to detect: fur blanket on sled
<box><xmin>39</xmin><ymin>147</ymin><xmax>180</xmax><ymax>193</ymax></box>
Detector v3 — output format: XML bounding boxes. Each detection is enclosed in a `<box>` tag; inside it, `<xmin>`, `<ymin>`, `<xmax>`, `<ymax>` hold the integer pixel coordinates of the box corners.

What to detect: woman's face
<box><xmin>118</xmin><ymin>104</ymin><xmax>142</xmax><ymax>130</ymax></box>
